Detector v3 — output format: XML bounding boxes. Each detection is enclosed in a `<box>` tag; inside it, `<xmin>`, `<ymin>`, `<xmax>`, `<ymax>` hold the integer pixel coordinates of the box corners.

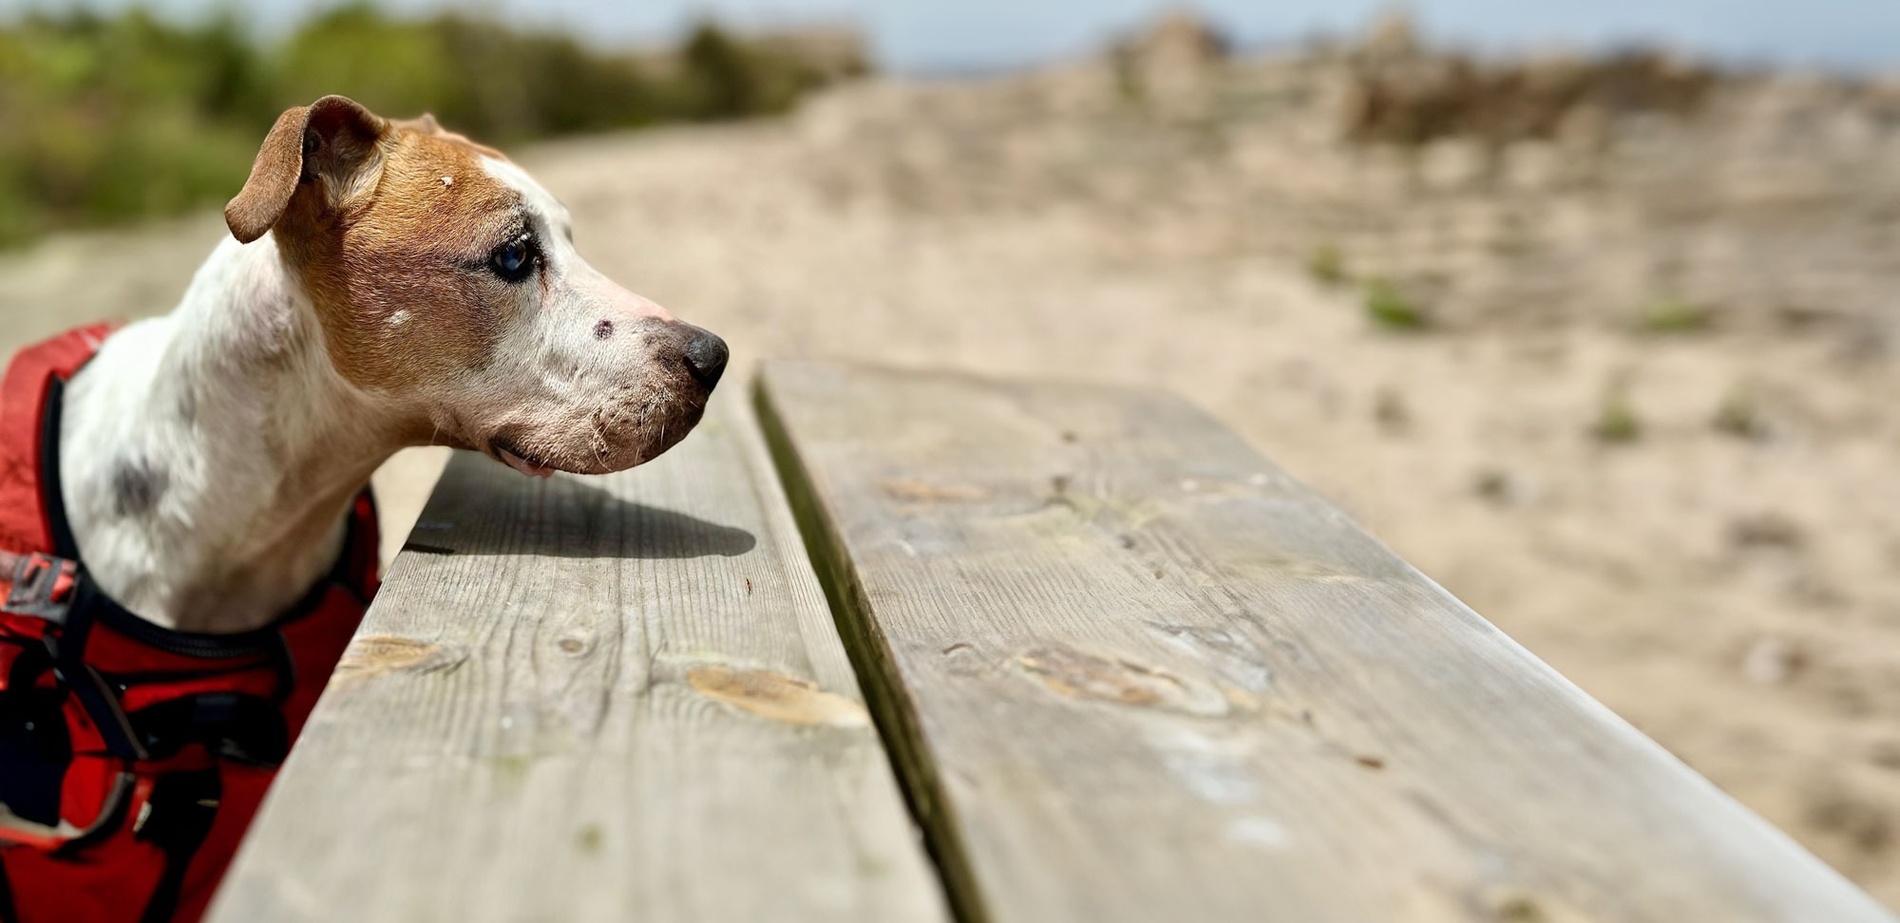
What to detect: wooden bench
<box><xmin>206</xmin><ymin>361</ymin><xmax>1897</xmax><ymax>923</ymax></box>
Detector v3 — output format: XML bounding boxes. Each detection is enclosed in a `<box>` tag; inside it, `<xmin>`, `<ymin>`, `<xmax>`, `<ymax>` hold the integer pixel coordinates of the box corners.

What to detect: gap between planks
<box><xmin>754</xmin><ymin>376</ymin><xmax>991</xmax><ymax>923</ymax></box>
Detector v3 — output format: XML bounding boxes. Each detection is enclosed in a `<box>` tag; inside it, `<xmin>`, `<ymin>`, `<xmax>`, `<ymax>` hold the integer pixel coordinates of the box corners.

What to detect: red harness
<box><xmin>0</xmin><ymin>326</ymin><xmax>379</xmax><ymax>923</ymax></box>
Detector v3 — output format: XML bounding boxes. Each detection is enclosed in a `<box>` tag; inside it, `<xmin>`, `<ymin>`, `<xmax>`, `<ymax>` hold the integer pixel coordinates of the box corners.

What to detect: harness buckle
<box><xmin>1</xmin><ymin>551</ymin><xmax>79</xmax><ymax>622</ymax></box>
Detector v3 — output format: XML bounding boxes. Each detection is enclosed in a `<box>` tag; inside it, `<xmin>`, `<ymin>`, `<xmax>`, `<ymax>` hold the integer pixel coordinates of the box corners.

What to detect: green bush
<box><xmin>1636</xmin><ymin>295</ymin><xmax>1711</xmax><ymax>334</ymax></box>
<box><xmin>1307</xmin><ymin>242</ymin><xmax>1347</xmax><ymax>285</ymax></box>
<box><xmin>1363</xmin><ymin>278</ymin><xmax>1428</xmax><ymax>330</ymax></box>
<box><xmin>0</xmin><ymin>4</ymin><xmax>862</xmax><ymax>248</ymax></box>
<box><xmin>1592</xmin><ymin>382</ymin><xmax>1642</xmax><ymax>444</ymax></box>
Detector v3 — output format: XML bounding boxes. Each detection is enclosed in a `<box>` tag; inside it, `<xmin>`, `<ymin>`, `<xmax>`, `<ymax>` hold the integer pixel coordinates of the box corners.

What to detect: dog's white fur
<box><xmin>56</xmin><ymin>154</ymin><xmax>700</xmax><ymax>633</ymax></box>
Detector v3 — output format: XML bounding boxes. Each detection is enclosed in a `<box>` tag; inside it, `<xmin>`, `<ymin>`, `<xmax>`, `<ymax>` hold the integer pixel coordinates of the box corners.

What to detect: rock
<box><xmin>1112</xmin><ymin>11</ymin><xmax>1229</xmax><ymax>117</ymax></box>
<box><xmin>1729</xmin><ymin>513</ymin><xmax>1804</xmax><ymax>551</ymax></box>
<box><xmin>1743</xmin><ymin>636</ymin><xmax>1804</xmax><ymax>685</ymax></box>
<box><xmin>1359</xmin><ymin>10</ymin><xmax>1422</xmax><ymax>64</ymax></box>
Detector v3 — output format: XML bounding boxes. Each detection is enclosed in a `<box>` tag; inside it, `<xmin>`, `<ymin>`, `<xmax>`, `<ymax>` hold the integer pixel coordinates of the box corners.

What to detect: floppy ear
<box><xmin>225</xmin><ymin>95</ymin><xmax>389</xmax><ymax>244</ymax></box>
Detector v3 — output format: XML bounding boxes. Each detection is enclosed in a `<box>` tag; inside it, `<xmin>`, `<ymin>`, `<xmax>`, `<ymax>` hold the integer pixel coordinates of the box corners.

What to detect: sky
<box><xmin>5</xmin><ymin>0</ymin><xmax>1898</xmax><ymax>74</ymax></box>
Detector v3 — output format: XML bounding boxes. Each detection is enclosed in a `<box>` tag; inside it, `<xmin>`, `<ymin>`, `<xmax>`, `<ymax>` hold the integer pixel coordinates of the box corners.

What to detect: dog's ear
<box><xmin>225</xmin><ymin>95</ymin><xmax>389</xmax><ymax>244</ymax></box>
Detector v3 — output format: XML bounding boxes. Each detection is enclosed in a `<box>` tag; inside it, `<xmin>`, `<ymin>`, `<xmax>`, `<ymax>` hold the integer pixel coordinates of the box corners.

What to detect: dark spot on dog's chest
<box><xmin>173</xmin><ymin>388</ymin><xmax>198</xmax><ymax>426</ymax></box>
<box><xmin>110</xmin><ymin>454</ymin><xmax>168</xmax><ymax>518</ymax></box>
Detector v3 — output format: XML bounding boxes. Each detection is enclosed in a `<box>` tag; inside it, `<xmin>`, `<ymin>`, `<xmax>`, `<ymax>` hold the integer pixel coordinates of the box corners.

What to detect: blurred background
<box><xmin>1</xmin><ymin>0</ymin><xmax>1897</xmax><ymax>910</ymax></box>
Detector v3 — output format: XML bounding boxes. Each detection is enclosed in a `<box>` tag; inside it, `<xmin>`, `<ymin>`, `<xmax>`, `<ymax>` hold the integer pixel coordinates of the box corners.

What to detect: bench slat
<box><xmin>756</xmin><ymin>359</ymin><xmax>1895</xmax><ymax>923</ymax></box>
<box><xmin>206</xmin><ymin>389</ymin><xmax>949</xmax><ymax>923</ymax></box>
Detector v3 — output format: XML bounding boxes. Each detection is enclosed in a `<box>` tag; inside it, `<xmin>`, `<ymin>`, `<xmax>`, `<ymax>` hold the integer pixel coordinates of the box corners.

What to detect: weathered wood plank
<box><xmin>756</xmin><ymin>360</ymin><xmax>1896</xmax><ymax>923</ymax></box>
<box><xmin>205</xmin><ymin>388</ymin><xmax>949</xmax><ymax>923</ymax></box>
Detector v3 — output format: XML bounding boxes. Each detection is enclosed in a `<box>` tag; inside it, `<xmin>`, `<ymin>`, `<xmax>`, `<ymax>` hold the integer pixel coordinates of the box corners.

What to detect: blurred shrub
<box><xmin>1591</xmin><ymin>381</ymin><xmax>1643</xmax><ymax>444</ymax></box>
<box><xmin>1635</xmin><ymin>295</ymin><xmax>1712</xmax><ymax>334</ymax></box>
<box><xmin>1307</xmin><ymin>242</ymin><xmax>1347</xmax><ymax>285</ymax></box>
<box><xmin>1712</xmin><ymin>386</ymin><xmax>1767</xmax><ymax>441</ymax></box>
<box><xmin>0</xmin><ymin>4</ymin><xmax>866</xmax><ymax>248</ymax></box>
<box><xmin>1363</xmin><ymin>278</ymin><xmax>1429</xmax><ymax>330</ymax></box>
<box><xmin>1342</xmin><ymin>14</ymin><xmax>1715</xmax><ymax>149</ymax></box>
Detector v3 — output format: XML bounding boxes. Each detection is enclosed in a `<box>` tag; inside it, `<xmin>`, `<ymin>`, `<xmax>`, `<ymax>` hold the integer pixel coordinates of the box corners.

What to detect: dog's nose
<box><xmin>683</xmin><ymin>329</ymin><xmax>728</xmax><ymax>388</ymax></box>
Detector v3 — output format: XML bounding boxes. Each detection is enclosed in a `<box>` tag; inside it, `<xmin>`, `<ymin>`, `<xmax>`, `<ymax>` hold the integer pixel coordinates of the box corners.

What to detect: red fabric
<box><xmin>0</xmin><ymin>328</ymin><xmax>380</xmax><ymax>923</ymax></box>
<box><xmin>0</xmin><ymin>324</ymin><xmax>113</xmax><ymax>556</ymax></box>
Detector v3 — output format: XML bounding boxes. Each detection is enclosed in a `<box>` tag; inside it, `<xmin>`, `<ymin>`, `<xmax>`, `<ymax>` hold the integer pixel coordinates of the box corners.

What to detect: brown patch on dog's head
<box><xmin>226</xmin><ymin>97</ymin><xmax>533</xmax><ymax>407</ymax></box>
<box><xmin>285</xmin><ymin>132</ymin><xmax>523</xmax><ymax>397</ymax></box>
<box><xmin>227</xmin><ymin>95</ymin><xmax>728</xmax><ymax>476</ymax></box>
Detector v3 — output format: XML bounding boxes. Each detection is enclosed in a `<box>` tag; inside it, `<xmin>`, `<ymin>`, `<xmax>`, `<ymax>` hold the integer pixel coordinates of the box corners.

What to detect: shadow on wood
<box><xmin>401</xmin><ymin>457</ymin><xmax>757</xmax><ymax>559</ymax></box>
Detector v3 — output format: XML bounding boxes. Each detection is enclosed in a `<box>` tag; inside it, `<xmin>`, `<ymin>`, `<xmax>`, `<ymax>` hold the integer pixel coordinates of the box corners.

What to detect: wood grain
<box><xmin>755</xmin><ymin>359</ymin><xmax>1897</xmax><ymax>923</ymax></box>
<box><xmin>205</xmin><ymin>387</ymin><xmax>949</xmax><ymax>923</ymax></box>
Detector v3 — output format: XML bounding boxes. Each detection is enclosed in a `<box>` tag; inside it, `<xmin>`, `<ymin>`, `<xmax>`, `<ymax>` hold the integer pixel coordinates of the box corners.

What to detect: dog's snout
<box><xmin>682</xmin><ymin>329</ymin><xmax>728</xmax><ymax>388</ymax></box>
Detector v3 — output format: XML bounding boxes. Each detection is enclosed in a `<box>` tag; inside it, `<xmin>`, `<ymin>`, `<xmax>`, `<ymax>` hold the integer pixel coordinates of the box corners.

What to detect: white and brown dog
<box><xmin>0</xmin><ymin>96</ymin><xmax>723</xmax><ymax>923</ymax></box>
<box><xmin>81</xmin><ymin>94</ymin><xmax>727</xmax><ymax>634</ymax></box>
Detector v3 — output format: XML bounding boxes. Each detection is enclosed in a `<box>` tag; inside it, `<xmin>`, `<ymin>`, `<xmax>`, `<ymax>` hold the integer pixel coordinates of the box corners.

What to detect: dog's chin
<box><xmin>488</xmin><ymin>438</ymin><xmax>563</xmax><ymax>479</ymax></box>
<box><xmin>486</xmin><ymin>405</ymin><xmax>707</xmax><ymax>479</ymax></box>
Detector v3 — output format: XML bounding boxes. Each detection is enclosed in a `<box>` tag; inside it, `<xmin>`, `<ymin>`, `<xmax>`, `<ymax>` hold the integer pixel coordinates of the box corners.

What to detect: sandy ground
<box><xmin>2</xmin><ymin>37</ymin><xmax>1898</xmax><ymax>907</ymax></box>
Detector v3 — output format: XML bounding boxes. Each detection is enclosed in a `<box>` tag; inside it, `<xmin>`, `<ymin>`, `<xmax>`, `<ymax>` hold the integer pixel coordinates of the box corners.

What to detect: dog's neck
<box><xmin>57</xmin><ymin>234</ymin><xmax>405</xmax><ymax>633</ymax></box>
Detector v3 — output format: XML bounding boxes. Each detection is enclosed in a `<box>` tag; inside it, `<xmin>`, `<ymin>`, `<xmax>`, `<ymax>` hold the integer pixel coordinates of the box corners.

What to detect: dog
<box><xmin>0</xmin><ymin>95</ymin><xmax>725</xmax><ymax>923</ymax></box>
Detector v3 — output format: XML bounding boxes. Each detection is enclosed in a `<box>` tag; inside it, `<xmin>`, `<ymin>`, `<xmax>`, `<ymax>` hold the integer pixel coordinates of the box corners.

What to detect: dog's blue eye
<box><xmin>489</xmin><ymin>238</ymin><xmax>535</xmax><ymax>282</ymax></box>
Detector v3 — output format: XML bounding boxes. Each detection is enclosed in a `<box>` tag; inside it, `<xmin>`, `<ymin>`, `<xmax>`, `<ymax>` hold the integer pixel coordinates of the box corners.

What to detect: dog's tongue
<box><xmin>498</xmin><ymin>446</ymin><xmax>555</xmax><ymax>479</ymax></box>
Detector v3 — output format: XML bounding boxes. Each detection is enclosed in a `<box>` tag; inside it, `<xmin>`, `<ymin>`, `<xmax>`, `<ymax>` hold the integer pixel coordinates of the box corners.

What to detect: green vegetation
<box><xmin>1363</xmin><ymin>278</ymin><xmax>1428</xmax><ymax>330</ymax></box>
<box><xmin>1307</xmin><ymin>242</ymin><xmax>1347</xmax><ymax>285</ymax></box>
<box><xmin>1591</xmin><ymin>381</ymin><xmax>1642</xmax><ymax>444</ymax></box>
<box><xmin>1636</xmin><ymin>296</ymin><xmax>1711</xmax><ymax>334</ymax></box>
<box><xmin>0</xmin><ymin>5</ymin><xmax>864</xmax><ymax>248</ymax></box>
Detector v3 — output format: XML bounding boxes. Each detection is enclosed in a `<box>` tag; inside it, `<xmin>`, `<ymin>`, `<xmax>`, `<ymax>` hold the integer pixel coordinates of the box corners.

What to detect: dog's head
<box><xmin>224</xmin><ymin>95</ymin><xmax>725</xmax><ymax>477</ymax></box>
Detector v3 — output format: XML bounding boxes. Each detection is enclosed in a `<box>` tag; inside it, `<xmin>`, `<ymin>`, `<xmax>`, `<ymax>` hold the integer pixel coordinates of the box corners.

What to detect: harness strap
<box><xmin>133</xmin><ymin>769</ymin><xmax>220</xmax><ymax>923</ymax></box>
<box><xmin>0</xmin><ymin>859</ymin><xmax>17</xmax><ymax>923</ymax></box>
<box><xmin>129</xmin><ymin>693</ymin><xmax>288</xmax><ymax>768</ymax></box>
<box><xmin>36</xmin><ymin>376</ymin><xmax>78</xmax><ymax>561</ymax></box>
<box><xmin>52</xmin><ymin>593</ymin><xmax>148</xmax><ymax>764</ymax></box>
<box><xmin>0</xmin><ymin>640</ymin><xmax>69</xmax><ymax>829</ymax></box>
